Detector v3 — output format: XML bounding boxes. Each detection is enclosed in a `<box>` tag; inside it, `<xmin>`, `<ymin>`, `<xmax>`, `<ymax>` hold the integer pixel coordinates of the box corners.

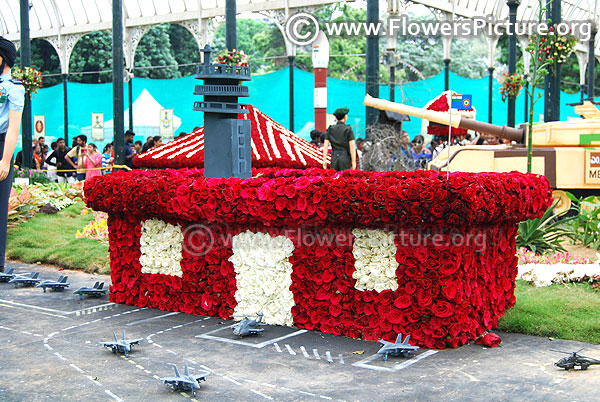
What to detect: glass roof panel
<box><xmin>123</xmin><ymin>0</ymin><xmax>142</xmax><ymax>19</ymax></box>
<box><xmin>55</xmin><ymin>0</ymin><xmax>75</xmax><ymax>27</ymax></box>
<box><xmin>81</xmin><ymin>0</ymin><xmax>101</xmax><ymax>23</ymax></box>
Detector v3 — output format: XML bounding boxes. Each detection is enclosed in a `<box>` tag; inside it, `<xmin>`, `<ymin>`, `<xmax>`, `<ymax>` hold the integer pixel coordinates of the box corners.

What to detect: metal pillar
<box><xmin>523</xmin><ymin>73</ymin><xmax>529</xmax><ymax>123</ymax></box>
<box><xmin>443</xmin><ymin>59</ymin><xmax>451</xmax><ymax>91</ymax></box>
<box><xmin>63</xmin><ymin>74</ymin><xmax>68</xmax><ymax>143</ymax></box>
<box><xmin>390</xmin><ymin>65</ymin><xmax>395</xmax><ymax>102</ymax></box>
<box><xmin>488</xmin><ymin>67</ymin><xmax>494</xmax><ymax>123</ymax></box>
<box><xmin>544</xmin><ymin>0</ymin><xmax>561</xmax><ymax>122</ymax></box>
<box><xmin>112</xmin><ymin>0</ymin><xmax>125</xmax><ymax>167</ymax></box>
<box><xmin>19</xmin><ymin>0</ymin><xmax>32</xmax><ymax>168</ymax></box>
<box><xmin>507</xmin><ymin>0</ymin><xmax>519</xmax><ymax>127</ymax></box>
<box><xmin>288</xmin><ymin>56</ymin><xmax>294</xmax><ymax>132</ymax></box>
<box><xmin>587</xmin><ymin>29</ymin><xmax>597</xmax><ymax>101</ymax></box>
<box><xmin>226</xmin><ymin>0</ymin><xmax>237</xmax><ymax>51</ymax></box>
<box><xmin>128</xmin><ymin>74</ymin><xmax>133</xmax><ymax>132</ymax></box>
<box><xmin>365</xmin><ymin>0</ymin><xmax>379</xmax><ymax>127</ymax></box>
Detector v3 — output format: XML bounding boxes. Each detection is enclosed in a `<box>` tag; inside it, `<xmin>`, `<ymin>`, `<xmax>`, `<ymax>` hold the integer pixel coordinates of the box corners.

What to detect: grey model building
<box><xmin>8</xmin><ymin>272</ymin><xmax>40</xmax><ymax>287</ymax></box>
<box><xmin>99</xmin><ymin>330</ymin><xmax>143</xmax><ymax>358</ymax></box>
<box><xmin>0</xmin><ymin>266</ymin><xmax>14</xmax><ymax>282</ymax></box>
<box><xmin>160</xmin><ymin>364</ymin><xmax>209</xmax><ymax>396</ymax></box>
<box><xmin>232</xmin><ymin>313</ymin><xmax>266</xmax><ymax>337</ymax></box>
<box><xmin>36</xmin><ymin>275</ymin><xmax>69</xmax><ymax>292</ymax></box>
<box><xmin>377</xmin><ymin>333</ymin><xmax>419</xmax><ymax>361</ymax></box>
<box><xmin>73</xmin><ymin>281</ymin><xmax>108</xmax><ymax>299</ymax></box>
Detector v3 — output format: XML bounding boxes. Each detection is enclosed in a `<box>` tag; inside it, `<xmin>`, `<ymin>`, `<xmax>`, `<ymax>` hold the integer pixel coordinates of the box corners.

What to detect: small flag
<box><xmin>451</xmin><ymin>94</ymin><xmax>472</xmax><ymax>110</ymax></box>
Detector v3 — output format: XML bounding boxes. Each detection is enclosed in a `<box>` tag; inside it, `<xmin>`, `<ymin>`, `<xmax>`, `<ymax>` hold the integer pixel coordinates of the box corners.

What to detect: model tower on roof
<box><xmin>193</xmin><ymin>45</ymin><xmax>252</xmax><ymax>178</ymax></box>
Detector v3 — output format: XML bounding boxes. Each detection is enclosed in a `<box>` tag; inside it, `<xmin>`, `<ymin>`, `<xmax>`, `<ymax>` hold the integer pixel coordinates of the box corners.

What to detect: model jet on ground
<box><xmin>232</xmin><ymin>313</ymin><xmax>266</xmax><ymax>337</ymax></box>
<box><xmin>8</xmin><ymin>272</ymin><xmax>40</xmax><ymax>288</ymax></box>
<box><xmin>37</xmin><ymin>275</ymin><xmax>70</xmax><ymax>292</ymax></box>
<box><xmin>377</xmin><ymin>333</ymin><xmax>419</xmax><ymax>361</ymax></box>
<box><xmin>73</xmin><ymin>281</ymin><xmax>108</xmax><ymax>299</ymax></box>
<box><xmin>0</xmin><ymin>267</ymin><xmax>15</xmax><ymax>282</ymax></box>
<box><xmin>99</xmin><ymin>330</ymin><xmax>143</xmax><ymax>358</ymax></box>
<box><xmin>160</xmin><ymin>364</ymin><xmax>209</xmax><ymax>396</ymax></box>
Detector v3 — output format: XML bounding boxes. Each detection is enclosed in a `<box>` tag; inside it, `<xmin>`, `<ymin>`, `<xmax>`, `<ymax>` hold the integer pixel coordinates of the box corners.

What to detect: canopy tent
<box><xmin>81</xmin><ymin>88</ymin><xmax>181</xmax><ymax>139</ymax></box>
<box><xmin>133</xmin><ymin>104</ymin><xmax>327</xmax><ymax>169</ymax></box>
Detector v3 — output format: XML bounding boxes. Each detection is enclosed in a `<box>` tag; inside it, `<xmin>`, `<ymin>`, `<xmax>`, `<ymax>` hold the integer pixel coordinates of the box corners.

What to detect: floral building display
<box><xmin>85</xmin><ymin>168</ymin><xmax>551</xmax><ymax>349</ymax></box>
<box><xmin>133</xmin><ymin>105</ymin><xmax>328</xmax><ymax>170</ymax></box>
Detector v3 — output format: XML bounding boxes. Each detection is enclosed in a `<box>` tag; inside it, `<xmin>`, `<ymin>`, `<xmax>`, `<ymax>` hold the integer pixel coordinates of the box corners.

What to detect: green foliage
<box><xmin>169</xmin><ymin>24</ymin><xmax>200</xmax><ymax>77</ymax></box>
<box><xmin>566</xmin><ymin>194</ymin><xmax>600</xmax><ymax>250</ymax></box>
<box><xmin>498</xmin><ymin>280</ymin><xmax>600</xmax><ymax>344</ymax></box>
<box><xmin>69</xmin><ymin>31</ymin><xmax>113</xmax><ymax>83</ymax></box>
<box><xmin>6</xmin><ymin>203</ymin><xmax>109</xmax><ymax>274</ymax></box>
<box><xmin>135</xmin><ymin>24</ymin><xmax>181</xmax><ymax>79</ymax></box>
<box><xmin>516</xmin><ymin>200</ymin><xmax>575</xmax><ymax>254</ymax></box>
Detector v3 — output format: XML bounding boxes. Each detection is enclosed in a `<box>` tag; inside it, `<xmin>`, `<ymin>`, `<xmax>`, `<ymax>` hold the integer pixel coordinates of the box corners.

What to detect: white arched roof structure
<box><xmin>0</xmin><ymin>0</ymin><xmax>598</xmax><ymax>73</ymax></box>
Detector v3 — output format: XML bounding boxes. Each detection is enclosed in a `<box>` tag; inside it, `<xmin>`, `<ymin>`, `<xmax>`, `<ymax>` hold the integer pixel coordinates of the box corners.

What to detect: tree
<box><xmin>134</xmin><ymin>24</ymin><xmax>180</xmax><ymax>79</ymax></box>
<box><xmin>69</xmin><ymin>31</ymin><xmax>113</xmax><ymax>83</ymax></box>
<box><xmin>169</xmin><ymin>24</ymin><xmax>200</xmax><ymax>77</ymax></box>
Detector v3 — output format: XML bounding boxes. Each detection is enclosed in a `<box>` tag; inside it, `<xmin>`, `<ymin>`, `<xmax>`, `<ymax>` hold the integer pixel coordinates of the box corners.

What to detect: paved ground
<box><xmin>1</xmin><ymin>261</ymin><xmax>599</xmax><ymax>402</ymax></box>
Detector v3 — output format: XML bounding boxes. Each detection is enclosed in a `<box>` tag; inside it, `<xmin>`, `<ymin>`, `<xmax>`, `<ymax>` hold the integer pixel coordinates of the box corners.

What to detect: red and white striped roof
<box><xmin>134</xmin><ymin>105</ymin><xmax>328</xmax><ymax>169</ymax></box>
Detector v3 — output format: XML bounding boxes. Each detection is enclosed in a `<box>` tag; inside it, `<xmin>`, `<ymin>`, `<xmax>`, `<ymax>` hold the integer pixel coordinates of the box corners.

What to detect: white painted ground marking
<box><xmin>126</xmin><ymin>312</ymin><xmax>179</xmax><ymax>326</ymax></box>
<box><xmin>243</xmin><ymin>379</ymin><xmax>258</xmax><ymax>384</ymax></box>
<box><xmin>313</xmin><ymin>349</ymin><xmax>321</xmax><ymax>360</ymax></box>
<box><xmin>299</xmin><ymin>391</ymin><xmax>316</xmax><ymax>396</ymax></box>
<box><xmin>273</xmin><ymin>343</ymin><xmax>282</xmax><ymax>353</ymax></box>
<box><xmin>299</xmin><ymin>346</ymin><xmax>310</xmax><ymax>358</ymax></box>
<box><xmin>48</xmin><ymin>332</ymin><xmax>58</xmax><ymax>338</ymax></box>
<box><xmin>197</xmin><ymin>326</ymin><xmax>307</xmax><ymax>348</ymax></box>
<box><xmin>0</xmin><ymin>302</ymin><xmax>66</xmax><ymax>318</ymax></box>
<box><xmin>320</xmin><ymin>396</ymin><xmax>333</xmax><ymax>400</ymax></box>
<box><xmin>157</xmin><ymin>331</ymin><xmax>164</xmax><ymax>334</ymax></box>
<box><xmin>105</xmin><ymin>390</ymin><xmax>124</xmax><ymax>402</ymax></box>
<box><xmin>184</xmin><ymin>358</ymin><xmax>197</xmax><ymax>365</ymax></box>
<box><xmin>68</xmin><ymin>303</ymin><xmax>116</xmax><ymax>315</ymax></box>
<box><xmin>173</xmin><ymin>325</ymin><xmax>183</xmax><ymax>329</ymax></box>
<box><xmin>153</xmin><ymin>343</ymin><xmax>163</xmax><ymax>349</ymax></box>
<box><xmin>250</xmin><ymin>389</ymin><xmax>273</xmax><ymax>400</ymax></box>
<box><xmin>338</xmin><ymin>354</ymin><xmax>345</xmax><ymax>365</ymax></box>
<box><xmin>91</xmin><ymin>319</ymin><xmax>101</xmax><ymax>323</ymax></box>
<box><xmin>53</xmin><ymin>352</ymin><xmax>67</xmax><ymax>361</ymax></box>
<box><xmin>21</xmin><ymin>331</ymin><xmax>32</xmax><ymax>335</ymax></box>
<box><xmin>262</xmin><ymin>383</ymin><xmax>276</xmax><ymax>388</ymax></box>
<box><xmin>199</xmin><ymin>365</ymin><xmax>214</xmax><ymax>373</ymax></box>
<box><xmin>167</xmin><ymin>349</ymin><xmax>177</xmax><ymax>355</ymax></box>
<box><xmin>70</xmin><ymin>364</ymin><xmax>85</xmax><ymax>374</ymax></box>
<box><xmin>285</xmin><ymin>344</ymin><xmax>296</xmax><ymax>355</ymax></box>
<box><xmin>0</xmin><ymin>325</ymin><xmax>14</xmax><ymax>330</ymax></box>
<box><xmin>78</xmin><ymin>322</ymin><xmax>90</xmax><ymax>327</ymax></box>
<box><xmin>352</xmin><ymin>350</ymin><xmax>438</xmax><ymax>372</ymax></box>
<box><xmin>113</xmin><ymin>314</ymin><xmax>121</xmax><ymax>317</ymax></box>
<box><xmin>44</xmin><ymin>344</ymin><xmax>54</xmax><ymax>351</ymax></box>
<box><xmin>62</xmin><ymin>326</ymin><xmax>77</xmax><ymax>332</ymax></box>
<box><xmin>33</xmin><ymin>333</ymin><xmax>42</xmax><ymax>337</ymax></box>
<box><xmin>280</xmin><ymin>387</ymin><xmax>295</xmax><ymax>392</ymax></box>
<box><xmin>223</xmin><ymin>376</ymin><xmax>242</xmax><ymax>386</ymax></box>
<box><xmin>325</xmin><ymin>351</ymin><xmax>334</xmax><ymax>363</ymax></box>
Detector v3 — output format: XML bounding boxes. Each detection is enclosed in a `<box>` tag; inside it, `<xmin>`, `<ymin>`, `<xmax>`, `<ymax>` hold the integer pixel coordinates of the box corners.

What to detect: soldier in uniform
<box><xmin>322</xmin><ymin>107</ymin><xmax>356</xmax><ymax>171</ymax></box>
<box><xmin>0</xmin><ymin>37</ymin><xmax>25</xmax><ymax>272</ymax></box>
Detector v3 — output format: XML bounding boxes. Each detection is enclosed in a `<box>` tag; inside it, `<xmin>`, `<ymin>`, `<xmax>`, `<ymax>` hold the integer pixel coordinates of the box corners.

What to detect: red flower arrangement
<box><xmin>499</xmin><ymin>72</ymin><xmax>524</xmax><ymax>102</ymax></box>
<box><xmin>424</xmin><ymin>92</ymin><xmax>475</xmax><ymax>137</ymax></box>
<box><xmin>85</xmin><ymin>168</ymin><xmax>551</xmax><ymax>349</ymax></box>
<box><xmin>134</xmin><ymin>105</ymin><xmax>327</xmax><ymax>170</ymax></box>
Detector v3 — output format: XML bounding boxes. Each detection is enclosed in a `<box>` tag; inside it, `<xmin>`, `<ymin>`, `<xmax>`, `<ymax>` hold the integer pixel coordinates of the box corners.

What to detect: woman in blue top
<box><xmin>0</xmin><ymin>37</ymin><xmax>25</xmax><ymax>272</ymax></box>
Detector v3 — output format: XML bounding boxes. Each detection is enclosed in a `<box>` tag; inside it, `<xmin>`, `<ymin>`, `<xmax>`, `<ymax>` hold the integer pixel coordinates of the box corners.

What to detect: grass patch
<box><xmin>499</xmin><ymin>280</ymin><xmax>600</xmax><ymax>344</ymax></box>
<box><xmin>6</xmin><ymin>202</ymin><xmax>109</xmax><ymax>274</ymax></box>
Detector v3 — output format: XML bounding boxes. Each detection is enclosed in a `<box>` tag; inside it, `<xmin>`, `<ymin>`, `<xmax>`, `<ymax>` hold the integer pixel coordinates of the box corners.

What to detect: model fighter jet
<box><xmin>9</xmin><ymin>272</ymin><xmax>40</xmax><ymax>288</ymax></box>
<box><xmin>377</xmin><ymin>333</ymin><xmax>419</xmax><ymax>361</ymax></box>
<box><xmin>99</xmin><ymin>330</ymin><xmax>143</xmax><ymax>358</ymax></box>
<box><xmin>0</xmin><ymin>267</ymin><xmax>15</xmax><ymax>282</ymax></box>
<box><xmin>232</xmin><ymin>313</ymin><xmax>266</xmax><ymax>337</ymax></box>
<box><xmin>160</xmin><ymin>364</ymin><xmax>209</xmax><ymax>396</ymax></box>
<box><xmin>73</xmin><ymin>281</ymin><xmax>108</xmax><ymax>299</ymax></box>
<box><xmin>37</xmin><ymin>275</ymin><xmax>70</xmax><ymax>292</ymax></box>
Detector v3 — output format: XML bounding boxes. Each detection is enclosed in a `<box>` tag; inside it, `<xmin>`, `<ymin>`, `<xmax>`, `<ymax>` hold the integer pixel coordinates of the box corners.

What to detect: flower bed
<box><xmin>85</xmin><ymin>168</ymin><xmax>551</xmax><ymax>349</ymax></box>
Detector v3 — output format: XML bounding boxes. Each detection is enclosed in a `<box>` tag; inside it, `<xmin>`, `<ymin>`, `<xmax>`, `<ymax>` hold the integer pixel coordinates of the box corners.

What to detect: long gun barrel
<box><xmin>364</xmin><ymin>95</ymin><xmax>524</xmax><ymax>143</ymax></box>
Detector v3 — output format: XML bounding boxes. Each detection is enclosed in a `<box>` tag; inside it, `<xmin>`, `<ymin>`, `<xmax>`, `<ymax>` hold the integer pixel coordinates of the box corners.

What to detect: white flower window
<box><xmin>352</xmin><ymin>229</ymin><xmax>399</xmax><ymax>292</ymax></box>
<box><xmin>139</xmin><ymin>219</ymin><xmax>184</xmax><ymax>277</ymax></box>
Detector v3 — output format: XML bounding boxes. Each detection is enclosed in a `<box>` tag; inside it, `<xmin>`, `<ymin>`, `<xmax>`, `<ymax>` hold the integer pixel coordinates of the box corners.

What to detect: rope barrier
<box><xmin>14</xmin><ymin>164</ymin><xmax>132</xmax><ymax>173</ymax></box>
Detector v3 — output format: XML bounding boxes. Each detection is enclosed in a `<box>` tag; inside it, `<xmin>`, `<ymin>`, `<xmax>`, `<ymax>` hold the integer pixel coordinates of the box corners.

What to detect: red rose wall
<box><xmin>85</xmin><ymin>168</ymin><xmax>551</xmax><ymax>349</ymax></box>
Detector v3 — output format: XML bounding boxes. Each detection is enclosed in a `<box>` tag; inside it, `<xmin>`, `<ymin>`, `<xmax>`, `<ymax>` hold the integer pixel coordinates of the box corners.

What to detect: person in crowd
<box><xmin>141</xmin><ymin>136</ymin><xmax>154</xmax><ymax>153</ymax></box>
<box><xmin>152</xmin><ymin>136</ymin><xmax>163</xmax><ymax>149</ymax></box>
<box><xmin>319</xmin><ymin>132</ymin><xmax>326</xmax><ymax>148</ymax></box>
<box><xmin>65</xmin><ymin>134</ymin><xmax>88</xmax><ymax>181</ymax></box>
<box><xmin>471</xmin><ymin>132</ymin><xmax>484</xmax><ymax>145</ymax></box>
<box><xmin>33</xmin><ymin>144</ymin><xmax>42</xmax><ymax>170</ymax></box>
<box><xmin>46</xmin><ymin>138</ymin><xmax>74</xmax><ymax>184</ymax></box>
<box><xmin>71</xmin><ymin>136</ymin><xmax>78</xmax><ymax>150</ymax></box>
<box><xmin>0</xmin><ymin>36</ymin><xmax>24</xmax><ymax>273</ymax></box>
<box><xmin>411</xmin><ymin>134</ymin><xmax>432</xmax><ymax>169</ymax></box>
<box><xmin>134</xmin><ymin>140</ymin><xmax>142</xmax><ymax>154</ymax></box>
<box><xmin>83</xmin><ymin>143</ymin><xmax>103</xmax><ymax>180</ymax></box>
<box><xmin>309</xmin><ymin>130</ymin><xmax>323</xmax><ymax>148</ymax></box>
<box><xmin>45</xmin><ymin>141</ymin><xmax>57</xmax><ymax>181</ymax></box>
<box><xmin>322</xmin><ymin>107</ymin><xmax>356</xmax><ymax>171</ymax></box>
<box><xmin>38</xmin><ymin>136</ymin><xmax>45</xmax><ymax>149</ymax></box>
<box><xmin>102</xmin><ymin>143</ymin><xmax>113</xmax><ymax>174</ymax></box>
<box><xmin>356</xmin><ymin>137</ymin><xmax>366</xmax><ymax>170</ymax></box>
<box><xmin>124</xmin><ymin>130</ymin><xmax>135</xmax><ymax>169</ymax></box>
